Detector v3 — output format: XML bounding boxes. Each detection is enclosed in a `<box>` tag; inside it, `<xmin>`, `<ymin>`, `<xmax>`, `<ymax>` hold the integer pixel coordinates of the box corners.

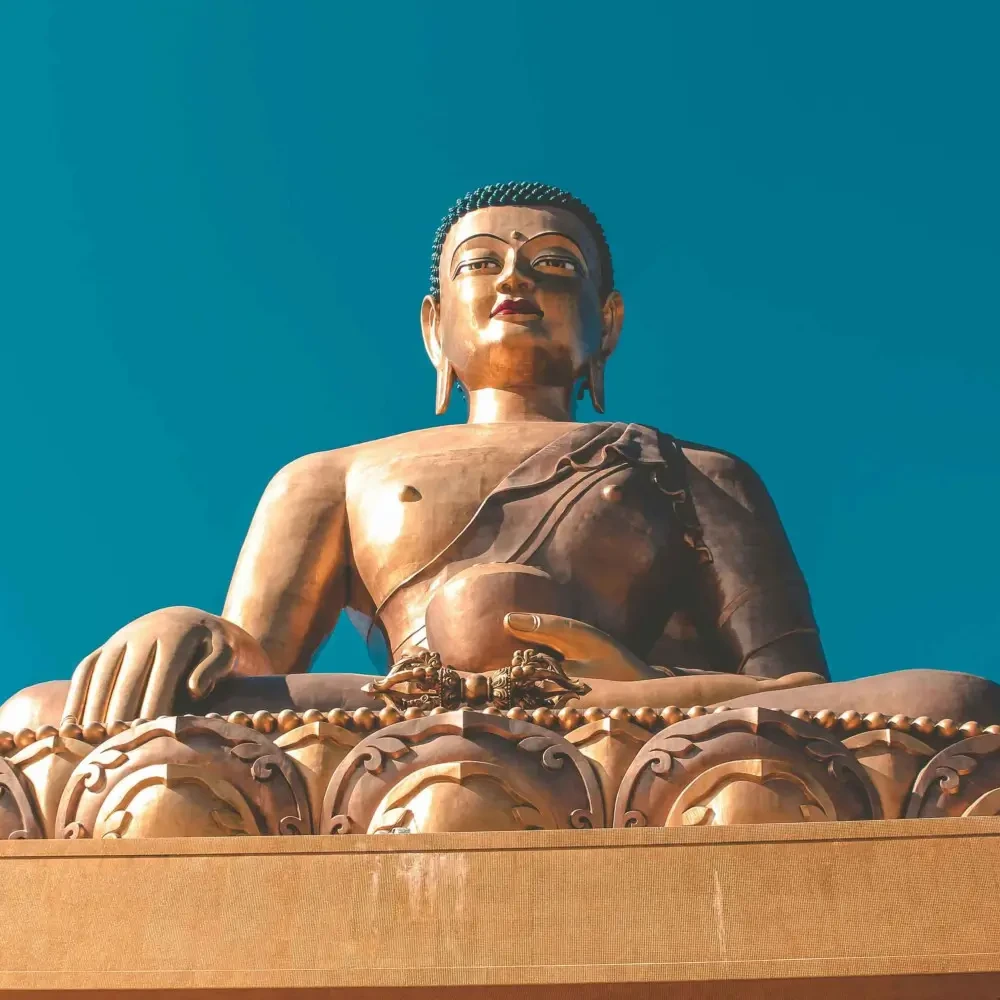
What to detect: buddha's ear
<box><xmin>600</xmin><ymin>289</ymin><xmax>624</xmax><ymax>358</ymax></box>
<box><xmin>421</xmin><ymin>294</ymin><xmax>443</xmax><ymax>367</ymax></box>
<box><xmin>421</xmin><ymin>294</ymin><xmax>455</xmax><ymax>415</ymax></box>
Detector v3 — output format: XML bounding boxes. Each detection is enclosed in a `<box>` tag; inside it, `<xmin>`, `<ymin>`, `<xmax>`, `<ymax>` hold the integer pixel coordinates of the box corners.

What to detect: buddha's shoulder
<box><xmin>264</xmin><ymin>424</ymin><xmax>523</xmax><ymax>492</ymax></box>
<box><xmin>674</xmin><ymin>438</ymin><xmax>756</xmax><ymax>477</ymax></box>
<box><xmin>668</xmin><ymin>435</ymin><xmax>771</xmax><ymax>509</ymax></box>
<box><xmin>257</xmin><ymin>446</ymin><xmax>356</xmax><ymax>505</ymax></box>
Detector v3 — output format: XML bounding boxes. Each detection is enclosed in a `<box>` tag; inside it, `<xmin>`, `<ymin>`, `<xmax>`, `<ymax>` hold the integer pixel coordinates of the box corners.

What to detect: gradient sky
<box><xmin>1</xmin><ymin>3</ymin><xmax>997</xmax><ymax>704</ymax></box>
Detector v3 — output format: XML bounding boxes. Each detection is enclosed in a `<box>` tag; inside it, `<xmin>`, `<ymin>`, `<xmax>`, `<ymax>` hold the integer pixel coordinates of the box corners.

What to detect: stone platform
<box><xmin>0</xmin><ymin>819</ymin><xmax>999</xmax><ymax>997</ymax></box>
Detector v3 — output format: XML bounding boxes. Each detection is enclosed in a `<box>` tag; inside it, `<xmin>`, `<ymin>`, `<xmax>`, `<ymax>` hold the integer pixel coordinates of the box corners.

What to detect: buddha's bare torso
<box><xmin>227</xmin><ymin>411</ymin><xmax>777</xmax><ymax>685</ymax></box>
<box><xmin>232</xmin><ymin>418</ymin><xmax>689</xmax><ymax>673</ymax></box>
<box><xmin>340</xmin><ymin>420</ymin><xmax>705</xmax><ymax>670</ymax></box>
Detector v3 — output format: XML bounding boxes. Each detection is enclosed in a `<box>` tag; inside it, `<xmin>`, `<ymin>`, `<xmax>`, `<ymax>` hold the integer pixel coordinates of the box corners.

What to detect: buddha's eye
<box><xmin>533</xmin><ymin>255</ymin><xmax>579</xmax><ymax>273</ymax></box>
<box><xmin>455</xmin><ymin>257</ymin><xmax>501</xmax><ymax>276</ymax></box>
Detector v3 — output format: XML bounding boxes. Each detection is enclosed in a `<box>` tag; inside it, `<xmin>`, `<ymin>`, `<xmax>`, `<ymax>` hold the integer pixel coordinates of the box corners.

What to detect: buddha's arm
<box><xmin>573</xmin><ymin>671</ymin><xmax>824</xmax><ymax>709</ymax></box>
<box><xmin>222</xmin><ymin>450</ymin><xmax>354</xmax><ymax>675</ymax></box>
<box><xmin>56</xmin><ymin>451</ymin><xmax>355</xmax><ymax>726</ymax></box>
<box><xmin>681</xmin><ymin>446</ymin><xmax>830</xmax><ymax>680</ymax></box>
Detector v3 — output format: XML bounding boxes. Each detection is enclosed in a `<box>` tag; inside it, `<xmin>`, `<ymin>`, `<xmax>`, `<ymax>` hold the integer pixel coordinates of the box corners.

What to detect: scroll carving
<box><xmin>55</xmin><ymin>716</ymin><xmax>311</xmax><ymax>839</ymax></box>
<box><xmin>320</xmin><ymin>710</ymin><xmax>604</xmax><ymax>834</ymax></box>
<box><xmin>564</xmin><ymin>718</ymin><xmax>655</xmax><ymax>821</ymax></box>
<box><xmin>842</xmin><ymin>729</ymin><xmax>935</xmax><ymax>819</ymax></box>
<box><xmin>614</xmin><ymin>708</ymin><xmax>882</xmax><ymax>828</ymax></box>
<box><xmin>906</xmin><ymin>734</ymin><xmax>1000</xmax><ymax>818</ymax></box>
<box><xmin>0</xmin><ymin>755</ymin><xmax>42</xmax><ymax>840</ymax></box>
<box><xmin>8</xmin><ymin>734</ymin><xmax>92</xmax><ymax>837</ymax></box>
<box><xmin>0</xmin><ymin>704</ymin><xmax>992</xmax><ymax>839</ymax></box>
<box><xmin>273</xmin><ymin>722</ymin><xmax>361</xmax><ymax>828</ymax></box>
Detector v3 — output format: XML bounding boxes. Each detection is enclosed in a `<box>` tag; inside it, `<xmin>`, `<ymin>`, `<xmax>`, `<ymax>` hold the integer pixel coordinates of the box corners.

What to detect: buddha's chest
<box><xmin>525</xmin><ymin>462</ymin><xmax>687</xmax><ymax>652</ymax></box>
<box><xmin>346</xmin><ymin>431</ymin><xmax>689</xmax><ymax>659</ymax></box>
<box><xmin>346</xmin><ymin>435</ymin><xmax>560</xmax><ymax>605</ymax></box>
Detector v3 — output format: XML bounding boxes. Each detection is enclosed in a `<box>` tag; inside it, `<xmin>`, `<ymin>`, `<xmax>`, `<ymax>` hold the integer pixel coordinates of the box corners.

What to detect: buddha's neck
<box><xmin>466</xmin><ymin>386</ymin><xmax>574</xmax><ymax>424</ymax></box>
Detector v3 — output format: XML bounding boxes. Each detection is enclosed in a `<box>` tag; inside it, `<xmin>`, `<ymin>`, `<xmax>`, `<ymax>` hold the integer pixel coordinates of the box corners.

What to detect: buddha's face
<box><xmin>422</xmin><ymin>205</ymin><xmax>623</xmax><ymax>393</ymax></box>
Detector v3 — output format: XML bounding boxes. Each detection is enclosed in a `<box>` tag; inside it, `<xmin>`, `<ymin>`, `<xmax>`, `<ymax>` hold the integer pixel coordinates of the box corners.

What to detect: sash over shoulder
<box><xmin>374</xmin><ymin>422</ymin><xmax>708</xmax><ymax>623</ymax></box>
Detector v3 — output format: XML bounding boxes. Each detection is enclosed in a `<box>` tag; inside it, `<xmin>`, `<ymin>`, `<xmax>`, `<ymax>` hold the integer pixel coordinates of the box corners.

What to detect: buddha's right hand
<box><xmin>62</xmin><ymin>606</ymin><xmax>274</xmax><ymax>726</ymax></box>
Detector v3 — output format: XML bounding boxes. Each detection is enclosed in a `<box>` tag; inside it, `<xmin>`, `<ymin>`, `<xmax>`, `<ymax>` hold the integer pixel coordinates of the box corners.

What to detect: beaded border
<box><xmin>2</xmin><ymin>705</ymin><xmax>994</xmax><ymax>756</ymax></box>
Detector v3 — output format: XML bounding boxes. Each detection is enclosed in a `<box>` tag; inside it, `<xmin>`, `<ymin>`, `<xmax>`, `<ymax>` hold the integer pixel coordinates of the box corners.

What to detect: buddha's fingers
<box><xmin>504</xmin><ymin>613</ymin><xmax>609</xmax><ymax>659</ymax></box>
<box><xmin>63</xmin><ymin>648</ymin><xmax>101</xmax><ymax>724</ymax></box>
<box><xmin>82</xmin><ymin>642</ymin><xmax>144</xmax><ymax>725</ymax></box>
<box><xmin>503</xmin><ymin>613</ymin><xmax>653</xmax><ymax>681</ymax></box>
<box><xmin>187</xmin><ymin>627</ymin><xmax>235</xmax><ymax>701</ymax></box>
<box><xmin>103</xmin><ymin>640</ymin><xmax>168</xmax><ymax>725</ymax></box>
<box><xmin>134</xmin><ymin>626</ymin><xmax>211</xmax><ymax>720</ymax></box>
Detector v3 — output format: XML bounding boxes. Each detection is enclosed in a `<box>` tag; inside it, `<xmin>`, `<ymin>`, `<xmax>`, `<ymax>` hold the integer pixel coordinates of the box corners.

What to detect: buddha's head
<box><xmin>421</xmin><ymin>182</ymin><xmax>624</xmax><ymax>414</ymax></box>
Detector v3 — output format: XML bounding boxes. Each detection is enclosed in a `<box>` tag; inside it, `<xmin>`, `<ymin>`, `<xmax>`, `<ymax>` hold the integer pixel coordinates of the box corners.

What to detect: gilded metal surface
<box><xmin>842</xmin><ymin>729</ymin><xmax>935</xmax><ymax>819</ymax></box>
<box><xmin>0</xmin><ymin>754</ymin><xmax>42</xmax><ymax>839</ymax></box>
<box><xmin>321</xmin><ymin>710</ymin><xmax>604</xmax><ymax>834</ymax></box>
<box><xmin>55</xmin><ymin>716</ymin><xmax>311</xmax><ymax>839</ymax></box>
<box><xmin>906</xmin><ymin>733</ymin><xmax>1000</xmax><ymax>818</ymax></box>
<box><xmin>8</xmin><ymin>733</ymin><xmax>91</xmax><ymax>837</ymax></box>
<box><xmin>614</xmin><ymin>708</ymin><xmax>882</xmax><ymax>827</ymax></box>
<box><xmin>362</xmin><ymin>652</ymin><xmax>465</xmax><ymax>712</ymax></box>
<box><xmin>273</xmin><ymin>722</ymin><xmax>362</xmax><ymax>834</ymax></box>
<box><xmin>564</xmin><ymin>717</ymin><xmax>655</xmax><ymax>821</ymax></box>
<box><xmin>2</xmin><ymin>706</ymin><xmax>996</xmax><ymax>756</ymax></box>
<box><xmin>490</xmin><ymin>649</ymin><xmax>592</xmax><ymax>709</ymax></box>
<box><xmin>0</xmin><ymin>706</ymin><xmax>995</xmax><ymax>836</ymax></box>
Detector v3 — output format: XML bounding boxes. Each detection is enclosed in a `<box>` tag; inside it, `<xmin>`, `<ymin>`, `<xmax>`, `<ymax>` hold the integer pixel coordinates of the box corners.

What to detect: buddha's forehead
<box><xmin>442</xmin><ymin>205</ymin><xmax>602</xmax><ymax>280</ymax></box>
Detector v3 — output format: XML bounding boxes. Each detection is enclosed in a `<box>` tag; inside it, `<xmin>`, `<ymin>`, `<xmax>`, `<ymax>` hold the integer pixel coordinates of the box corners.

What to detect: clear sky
<box><xmin>1</xmin><ymin>2</ymin><xmax>997</xmax><ymax>704</ymax></box>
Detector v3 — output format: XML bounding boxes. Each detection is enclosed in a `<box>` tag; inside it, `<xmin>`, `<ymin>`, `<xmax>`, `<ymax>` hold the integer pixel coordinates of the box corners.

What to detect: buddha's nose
<box><xmin>495</xmin><ymin>254</ymin><xmax>534</xmax><ymax>294</ymax></box>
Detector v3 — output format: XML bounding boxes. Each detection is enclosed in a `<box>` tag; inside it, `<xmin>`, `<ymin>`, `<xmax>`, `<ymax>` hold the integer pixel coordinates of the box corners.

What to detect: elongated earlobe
<box><xmin>588</xmin><ymin>356</ymin><xmax>606</xmax><ymax>413</ymax></box>
<box><xmin>435</xmin><ymin>361</ymin><xmax>456</xmax><ymax>415</ymax></box>
<box><xmin>421</xmin><ymin>294</ymin><xmax>454</xmax><ymax>415</ymax></box>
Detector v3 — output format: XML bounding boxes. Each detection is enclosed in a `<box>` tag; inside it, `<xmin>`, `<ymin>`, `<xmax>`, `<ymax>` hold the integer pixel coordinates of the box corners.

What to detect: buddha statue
<box><xmin>3</xmin><ymin>181</ymin><xmax>997</xmax><ymax>733</ymax></box>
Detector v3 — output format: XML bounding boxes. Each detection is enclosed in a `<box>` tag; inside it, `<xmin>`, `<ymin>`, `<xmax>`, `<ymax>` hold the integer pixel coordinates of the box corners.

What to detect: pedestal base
<box><xmin>1</xmin><ymin>818</ymin><xmax>998</xmax><ymax>997</ymax></box>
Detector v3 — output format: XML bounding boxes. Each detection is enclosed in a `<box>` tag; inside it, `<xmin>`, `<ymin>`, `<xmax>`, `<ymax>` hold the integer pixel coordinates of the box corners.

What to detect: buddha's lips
<box><xmin>491</xmin><ymin>298</ymin><xmax>543</xmax><ymax>319</ymax></box>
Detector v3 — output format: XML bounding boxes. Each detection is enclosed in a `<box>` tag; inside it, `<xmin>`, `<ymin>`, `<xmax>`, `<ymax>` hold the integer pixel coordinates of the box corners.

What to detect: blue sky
<box><xmin>1</xmin><ymin>2</ymin><xmax>997</xmax><ymax>703</ymax></box>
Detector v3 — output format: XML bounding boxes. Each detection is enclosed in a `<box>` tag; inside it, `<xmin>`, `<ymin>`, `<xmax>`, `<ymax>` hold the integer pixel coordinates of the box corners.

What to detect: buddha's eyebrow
<box><xmin>521</xmin><ymin>231</ymin><xmax>588</xmax><ymax>259</ymax></box>
<box><xmin>449</xmin><ymin>233</ymin><xmax>509</xmax><ymax>268</ymax></box>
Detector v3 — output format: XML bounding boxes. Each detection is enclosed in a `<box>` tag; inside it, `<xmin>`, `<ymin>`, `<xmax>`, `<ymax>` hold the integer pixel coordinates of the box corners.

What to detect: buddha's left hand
<box><xmin>505</xmin><ymin>611</ymin><xmax>824</xmax><ymax>706</ymax></box>
<box><xmin>503</xmin><ymin>613</ymin><xmax>663</xmax><ymax>682</ymax></box>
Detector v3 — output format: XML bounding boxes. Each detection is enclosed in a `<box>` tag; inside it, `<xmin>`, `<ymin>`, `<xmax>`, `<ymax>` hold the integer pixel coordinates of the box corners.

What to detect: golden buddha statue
<box><xmin>3</xmin><ymin>181</ymin><xmax>997</xmax><ymax>733</ymax></box>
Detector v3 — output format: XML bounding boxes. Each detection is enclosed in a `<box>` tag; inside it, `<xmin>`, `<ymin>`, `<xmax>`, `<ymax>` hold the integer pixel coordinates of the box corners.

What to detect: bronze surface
<box><xmin>1</xmin><ymin>706</ymin><xmax>999</xmax><ymax>837</ymax></box>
